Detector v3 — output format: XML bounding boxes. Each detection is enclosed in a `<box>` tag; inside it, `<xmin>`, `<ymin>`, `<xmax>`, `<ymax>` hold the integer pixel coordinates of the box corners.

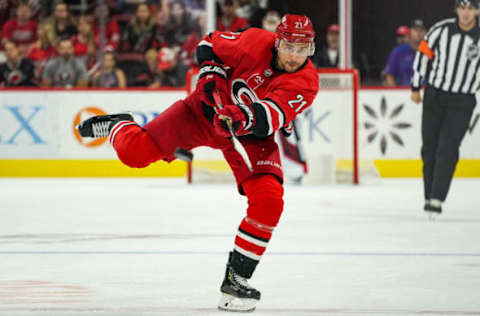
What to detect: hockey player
<box><xmin>77</xmin><ymin>14</ymin><xmax>319</xmax><ymax>312</ymax></box>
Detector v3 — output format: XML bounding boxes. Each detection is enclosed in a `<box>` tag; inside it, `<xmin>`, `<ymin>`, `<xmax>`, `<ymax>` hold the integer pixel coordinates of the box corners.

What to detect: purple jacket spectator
<box><xmin>384</xmin><ymin>43</ymin><xmax>415</xmax><ymax>86</ymax></box>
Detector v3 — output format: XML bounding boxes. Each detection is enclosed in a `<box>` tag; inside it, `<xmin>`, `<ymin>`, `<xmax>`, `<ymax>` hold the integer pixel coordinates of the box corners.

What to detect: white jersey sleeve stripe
<box><xmin>109</xmin><ymin>121</ymin><xmax>138</xmax><ymax>145</ymax></box>
<box><xmin>198</xmin><ymin>40</ymin><xmax>212</xmax><ymax>47</ymax></box>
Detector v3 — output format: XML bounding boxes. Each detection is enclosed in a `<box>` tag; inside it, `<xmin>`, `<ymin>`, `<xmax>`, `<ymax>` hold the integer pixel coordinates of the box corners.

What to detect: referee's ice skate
<box><xmin>218</xmin><ymin>252</ymin><xmax>261</xmax><ymax>312</ymax></box>
<box><xmin>424</xmin><ymin>199</ymin><xmax>442</xmax><ymax>220</ymax></box>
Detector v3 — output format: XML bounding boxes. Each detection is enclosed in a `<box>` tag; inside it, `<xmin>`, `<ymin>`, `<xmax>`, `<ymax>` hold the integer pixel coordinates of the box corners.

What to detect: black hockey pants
<box><xmin>421</xmin><ymin>86</ymin><xmax>476</xmax><ymax>202</ymax></box>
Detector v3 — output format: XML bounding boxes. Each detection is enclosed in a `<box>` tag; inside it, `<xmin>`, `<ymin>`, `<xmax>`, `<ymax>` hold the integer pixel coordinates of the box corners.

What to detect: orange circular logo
<box><xmin>73</xmin><ymin>106</ymin><xmax>107</xmax><ymax>147</ymax></box>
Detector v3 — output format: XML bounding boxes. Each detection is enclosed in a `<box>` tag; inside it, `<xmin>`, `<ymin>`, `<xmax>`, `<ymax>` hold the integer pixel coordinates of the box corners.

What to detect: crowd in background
<box><xmin>0</xmin><ymin>0</ymin><xmax>208</xmax><ymax>88</ymax></box>
<box><xmin>0</xmin><ymin>0</ymin><xmax>428</xmax><ymax>88</ymax></box>
<box><xmin>382</xmin><ymin>19</ymin><xmax>427</xmax><ymax>87</ymax></box>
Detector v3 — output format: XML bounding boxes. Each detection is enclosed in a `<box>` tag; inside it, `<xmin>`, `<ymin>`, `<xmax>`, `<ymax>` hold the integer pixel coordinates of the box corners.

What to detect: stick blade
<box><xmin>174</xmin><ymin>147</ymin><xmax>193</xmax><ymax>162</ymax></box>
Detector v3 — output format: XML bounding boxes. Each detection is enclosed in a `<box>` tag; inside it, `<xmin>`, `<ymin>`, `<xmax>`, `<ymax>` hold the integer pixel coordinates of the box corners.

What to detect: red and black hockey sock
<box><xmin>231</xmin><ymin>175</ymin><xmax>284</xmax><ymax>278</ymax></box>
<box><xmin>109</xmin><ymin>122</ymin><xmax>164</xmax><ymax>168</ymax></box>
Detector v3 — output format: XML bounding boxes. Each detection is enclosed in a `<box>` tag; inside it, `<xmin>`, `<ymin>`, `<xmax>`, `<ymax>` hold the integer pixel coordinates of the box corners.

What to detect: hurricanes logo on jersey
<box><xmin>7</xmin><ymin>70</ymin><xmax>23</xmax><ymax>85</ymax></box>
<box><xmin>231</xmin><ymin>79</ymin><xmax>259</xmax><ymax>106</ymax></box>
<box><xmin>58</xmin><ymin>72</ymin><xmax>73</xmax><ymax>83</ymax></box>
<box><xmin>466</xmin><ymin>44</ymin><xmax>480</xmax><ymax>61</ymax></box>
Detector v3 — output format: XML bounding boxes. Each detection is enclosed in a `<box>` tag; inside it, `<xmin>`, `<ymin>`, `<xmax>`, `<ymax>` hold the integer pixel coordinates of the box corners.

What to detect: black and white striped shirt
<box><xmin>412</xmin><ymin>17</ymin><xmax>480</xmax><ymax>95</ymax></box>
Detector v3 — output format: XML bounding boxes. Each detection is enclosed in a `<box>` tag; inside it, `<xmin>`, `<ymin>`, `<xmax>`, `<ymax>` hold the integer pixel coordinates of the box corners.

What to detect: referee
<box><xmin>411</xmin><ymin>0</ymin><xmax>479</xmax><ymax>215</ymax></box>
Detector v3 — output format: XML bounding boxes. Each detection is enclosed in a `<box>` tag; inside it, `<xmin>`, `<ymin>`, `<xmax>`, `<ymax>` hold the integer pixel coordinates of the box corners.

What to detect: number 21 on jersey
<box><xmin>288</xmin><ymin>94</ymin><xmax>308</xmax><ymax>113</ymax></box>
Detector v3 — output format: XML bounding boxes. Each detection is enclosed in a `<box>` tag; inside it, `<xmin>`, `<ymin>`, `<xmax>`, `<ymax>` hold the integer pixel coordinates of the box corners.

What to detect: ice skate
<box><xmin>424</xmin><ymin>199</ymin><xmax>442</xmax><ymax>220</ymax></box>
<box><xmin>217</xmin><ymin>254</ymin><xmax>261</xmax><ymax>313</ymax></box>
<box><xmin>77</xmin><ymin>113</ymin><xmax>134</xmax><ymax>138</ymax></box>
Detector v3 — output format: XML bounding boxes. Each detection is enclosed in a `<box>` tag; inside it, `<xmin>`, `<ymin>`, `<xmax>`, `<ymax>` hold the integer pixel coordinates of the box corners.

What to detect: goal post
<box><xmin>315</xmin><ymin>68</ymin><xmax>359</xmax><ymax>184</ymax></box>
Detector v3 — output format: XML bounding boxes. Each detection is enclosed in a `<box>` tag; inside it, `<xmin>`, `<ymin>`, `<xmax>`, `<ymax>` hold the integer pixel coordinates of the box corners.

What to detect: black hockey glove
<box><xmin>196</xmin><ymin>61</ymin><xmax>229</xmax><ymax>108</ymax></box>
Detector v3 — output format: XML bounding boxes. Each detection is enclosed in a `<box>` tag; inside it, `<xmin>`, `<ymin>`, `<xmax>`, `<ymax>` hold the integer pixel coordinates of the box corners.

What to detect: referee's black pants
<box><xmin>421</xmin><ymin>86</ymin><xmax>476</xmax><ymax>202</ymax></box>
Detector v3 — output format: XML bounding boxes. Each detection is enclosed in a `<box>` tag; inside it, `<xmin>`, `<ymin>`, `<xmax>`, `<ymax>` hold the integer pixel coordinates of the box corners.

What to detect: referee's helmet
<box><xmin>455</xmin><ymin>0</ymin><xmax>479</xmax><ymax>8</ymax></box>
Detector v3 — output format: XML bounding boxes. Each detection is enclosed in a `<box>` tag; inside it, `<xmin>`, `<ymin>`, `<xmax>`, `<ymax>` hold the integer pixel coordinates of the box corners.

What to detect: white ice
<box><xmin>0</xmin><ymin>178</ymin><xmax>479</xmax><ymax>316</ymax></box>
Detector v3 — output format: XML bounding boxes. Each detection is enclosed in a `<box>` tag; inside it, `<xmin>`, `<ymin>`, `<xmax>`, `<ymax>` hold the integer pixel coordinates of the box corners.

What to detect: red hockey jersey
<box><xmin>199</xmin><ymin>28</ymin><xmax>319</xmax><ymax>136</ymax></box>
<box><xmin>1</xmin><ymin>19</ymin><xmax>37</xmax><ymax>46</ymax></box>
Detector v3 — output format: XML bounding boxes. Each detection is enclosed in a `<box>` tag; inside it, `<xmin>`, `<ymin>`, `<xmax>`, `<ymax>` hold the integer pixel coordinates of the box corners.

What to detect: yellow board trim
<box><xmin>374</xmin><ymin>159</ymin><xmax>480</xmax><ymax>178</ymax></box>
<box><xmin>192</xmin><ymin>160</ymin><xmax>231</xmax><ymax>172</ymax></box>
<box><xmin>0</xmin><ymin>159</ymin><xmax>187</xmax><ymax>177</ymax></box>
<box><xmin>0</xmin><ymin>159</ymin><xmax>479</xmax><ymax>178</ymax></box>
<box><xmin>189</xmin><ymin>159</ymin><xmax>480</xmax><ymax>178</ymax></box>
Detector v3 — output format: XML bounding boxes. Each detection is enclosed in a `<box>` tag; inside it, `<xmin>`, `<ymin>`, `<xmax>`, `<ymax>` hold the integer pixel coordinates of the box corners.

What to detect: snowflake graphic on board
<box><xmin>363</xmin><ymin>96</ymin><xmax>412</xmax><ymax>155</ymax></box>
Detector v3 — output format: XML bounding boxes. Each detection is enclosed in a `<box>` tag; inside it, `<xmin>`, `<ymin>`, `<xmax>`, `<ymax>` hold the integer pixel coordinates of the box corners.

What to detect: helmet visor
<box><xmin>277</xmin><ymin>39</ymin><xmax>314</xmax><ymax>57</ymax></box>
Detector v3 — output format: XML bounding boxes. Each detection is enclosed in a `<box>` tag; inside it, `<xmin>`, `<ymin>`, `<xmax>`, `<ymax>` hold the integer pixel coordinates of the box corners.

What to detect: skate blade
<box><xmin>217</xmin><ymin>293</ymin><xmax>257</xmax><ymax>313</ymax></box>
<box><xmin>426</xmin><ymin>212</ymin><xmax>440</xmax><ymax>221</ymax></box>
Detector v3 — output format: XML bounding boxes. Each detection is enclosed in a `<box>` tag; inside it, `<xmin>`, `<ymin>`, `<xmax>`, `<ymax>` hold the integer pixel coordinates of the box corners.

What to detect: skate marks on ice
<box><xmin>0</xmin><ymin>233</ymin><xmax>231</xmax><ymax>245</ymax></box>
<box><xmin>1</xmin><ymin>179</ymin><xmax>479</xmax><ymax>315</ymax></box>
<box><xmin>0</xmin><ymin>280</ymin><xmax>93</xmax><ymax>304</ymax></box>
<box><xmin>1</xmin><ymin>249</ymin><xmax>480</xmax><ymax>257</ymax></box>
<box><xmin>1</xmin><ymin>306</ymin><xmax>480</xmax><ymax>315</ymax></box>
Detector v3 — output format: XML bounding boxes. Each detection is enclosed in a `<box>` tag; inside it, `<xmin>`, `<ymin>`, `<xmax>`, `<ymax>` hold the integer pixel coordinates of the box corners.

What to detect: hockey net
<box><xmin>185</xmin><ymin>68</ymin><xmax>378</xmax><ymax>184</ymax></box>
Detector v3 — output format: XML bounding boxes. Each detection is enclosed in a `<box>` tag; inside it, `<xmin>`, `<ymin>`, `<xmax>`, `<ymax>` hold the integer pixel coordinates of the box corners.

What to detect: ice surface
<box><xmin>0</xmin><ymin>178</ymin><xmax>479</xmax><ymax>315</ymax></box>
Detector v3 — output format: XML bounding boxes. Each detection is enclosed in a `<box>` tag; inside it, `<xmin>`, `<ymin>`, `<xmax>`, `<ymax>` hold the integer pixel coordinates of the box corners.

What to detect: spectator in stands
<box><xmin>0</xmin><ymin>1</ymin><xmax>15</xmax><ymax>31</ymax></box>
<box><xmin>217</xmin><ymin>0</ymin><xmax>249</xmax><ymax>32</ymax></box>
<box><xmin>72</xmin><ymin>16</ymin><xmax>96</xmax><ymax>70</ymax></box>
<box><xmin>29</xmin><ymin>0</ymin><xmax>47</xmax><ymax>20</ymax></box>
<box><xmin>92</xmin><ymin>51</ymin><xmax>126</xmax><ymax>87</ymax></box>
<box><xmin>167</xmin><ymin>0</ymin><xmax>199</xmax><ymax>45</ymax></box>
<box><xmin>261</xmin><ymin>10</ymin><xmax>280</xmax><ymax>32</ymax></box>
<box><xmin>41</xmin><ymin>37</ymin><xmax>87</xmax><ymax>87</ymax></box>
<box><xmin>131</xmin><ymin>47</ymin><xmax>186</xmax><ymax>88</ymax></box>
<box><xmin>27</xmin><ymin>23</ymin><xmax>57</xmax><ymax>84</ymax></box>
<box><xmin>180</xmin><ymin>10</ymin><xmax>205</xmax><ymax>67</ymax></box>
<box><xmin>313</xmin><ymin>24</ymin><xmax>339</xmax><ymax>68</ymax></box>
<box><xmin>183</xmin><ymin>0</ymin><xmax>205</xmax><ymax>18</ymax></box>
<box><xmin>63</xmin><ymin>0</ymin><xmax>96</xmax><ymax>16</ymax></box>
<box><xmin>112</xmin><ymin>0</ymin><xmax>158</xmax><ymax>15</ymax></box>
<box><xmin>384</xmin><ymin>19</ymin><xmax>427</xmax><ymax>87</ymax></box>
<box><xmin>121</xmin><ymin>3</ymin><xmax>156</xmax><ymax>53</ymax></box>
<box><xmin>93</xmin><ymin>4</ymin><xmax>120</xmax><ymax>51</ymax></box>
<box><xmin>0</xmin><ymin>41</ymin><xmax>36</xmax><ymax>86</ymax></box>
<box><xmin>41</xmin><ymin>2</ymin><xmax>77</xmax><ymax>44</ymax></box>
<box><xmin>153</xmin><ymin>7</ymin><xmax>173</xmax><ymax>49</ymax></box>
<box><xmin>396</xmin><ymin>25</ymin><xmax>409</xmax><ymax>45</ymax></box>
<box><xmin>380</xmin><ymin>25</ymin><xmax>410</xmax><ymax>82</ymax></box>
<box><xmin>412</xmin><ymin>18</ymin><xmax>427</xmax><ymax>41</ymax></box>
<box><xmin>127</xmin><ymin>48</ymin><xmax>158</xmax><ymax>87</ymax></box>
<box><xmin>150</xmin><ymin>46</ymin><xmax>188</xmax><ymax>87</ymax></box>
<box><xmin>1</xmin><ymin>3</ymin><xmax>38</xmax><ymax>54</ymax></box>
<box><xmin>235</xmin><ymin>0</ymin><xmax>260</xmax><ymax>21</ymax></box>
<box><xmin>248</xmin><ymin>0</ymin><xmax>282</xmax><ymax>29</ymax></box>
<box><xmin>0</xmin><ymin>0</ymin><xmax>43</xmax><ymax>25</ymax></box>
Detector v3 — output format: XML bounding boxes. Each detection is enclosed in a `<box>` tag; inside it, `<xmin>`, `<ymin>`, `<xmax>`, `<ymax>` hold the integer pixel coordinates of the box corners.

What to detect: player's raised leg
<box><xmin>76</xmin><ymin>99</ymin><xmax>212</xmax><ymax>168</ymax></box>
<box><xmin>77</xmin><ymin>111</ymin><xmax>166</xmax><ymax>168</ymax></box>
<box><xmin>218</xmin><ymin>174</ymin><xmax>284</xmax><ymax>312</ymax></box>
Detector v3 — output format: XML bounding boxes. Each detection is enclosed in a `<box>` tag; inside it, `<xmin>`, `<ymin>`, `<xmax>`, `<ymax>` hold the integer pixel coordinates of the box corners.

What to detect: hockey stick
<box><xmin>174</xmin><ymin>147</ymin><xmax>193</xmax><ymax>162</ymax></box>
<box><xmin>291</xmin><ymin>119</ymin><xmax>308</xmax><ymax>173</ymax></box>
<box><xmin>212</xmin><ymin>90</ymin><xmax>254</xmax><ymax>172</ymax></box>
